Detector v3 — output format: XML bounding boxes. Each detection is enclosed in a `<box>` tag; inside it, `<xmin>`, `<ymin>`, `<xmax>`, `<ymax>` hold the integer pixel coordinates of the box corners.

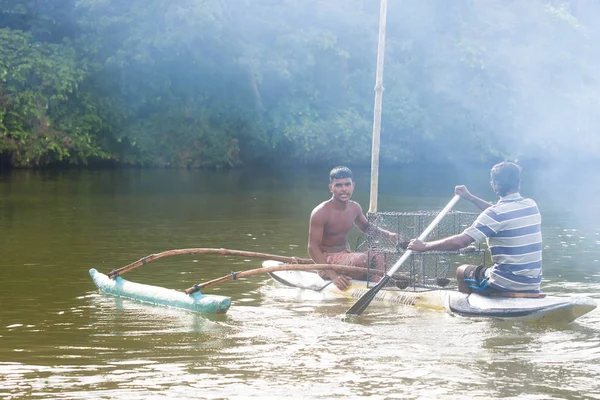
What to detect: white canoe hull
<box><xmin>264</xmin><ymin>261</ymin><xmax>596</xmax><ymax>323</ymax></box>
<box><xmin>89</xmin><ymin>268</ymin><xmax>231</xmax><ymax>314</ymax></box>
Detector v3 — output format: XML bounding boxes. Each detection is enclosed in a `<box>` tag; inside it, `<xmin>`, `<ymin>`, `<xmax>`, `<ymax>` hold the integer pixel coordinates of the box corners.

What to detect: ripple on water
<box><xmin>3</xmin><ymin>167</ymin><xmax>600</xmax><ymax>399</ymax></box>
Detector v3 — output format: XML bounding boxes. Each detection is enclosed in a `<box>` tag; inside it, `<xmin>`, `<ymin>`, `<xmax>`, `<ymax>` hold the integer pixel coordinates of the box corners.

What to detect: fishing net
<box><xmin>356</xmin><ymin>210</ymin><xmax>487</xmax><ymax>291</ymax></box>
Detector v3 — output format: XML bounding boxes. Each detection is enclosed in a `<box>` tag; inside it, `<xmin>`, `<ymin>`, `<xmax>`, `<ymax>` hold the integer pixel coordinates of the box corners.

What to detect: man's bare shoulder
<box><xmin>348</xmin><ymin>200</ymin><xmax>363</xmax><ymax>210</ymax></box>
<box><xmin>347</xmin><ymin>200</ymin><xmax>364</xmax><ymax>216</ymax></box>
<box><xmin>310</xmin><ymin>200</ymin><xmax>332</xmax><ymax>218</ymax></box>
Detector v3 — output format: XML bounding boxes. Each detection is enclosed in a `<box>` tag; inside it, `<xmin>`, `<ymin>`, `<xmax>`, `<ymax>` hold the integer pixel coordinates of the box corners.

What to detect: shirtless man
<box><xmin>308</xmin><ymin>166</ymin><xmax>397</xmax><ymax>290</ymax></box>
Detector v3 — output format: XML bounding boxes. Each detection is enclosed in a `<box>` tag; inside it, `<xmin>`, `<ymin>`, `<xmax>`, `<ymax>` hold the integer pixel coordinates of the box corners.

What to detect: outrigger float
<box><xmin>89</xmin><ymin>268</ymin><xmax>232</xmax><ymax>314</ymax></box>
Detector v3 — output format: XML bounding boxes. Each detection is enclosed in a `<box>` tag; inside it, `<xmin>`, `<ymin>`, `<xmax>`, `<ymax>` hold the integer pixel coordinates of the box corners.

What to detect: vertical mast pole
<box><xmin>369</xmin><ymin>0</ymin><xmax>388</xmax><ymax>213</ymax></box>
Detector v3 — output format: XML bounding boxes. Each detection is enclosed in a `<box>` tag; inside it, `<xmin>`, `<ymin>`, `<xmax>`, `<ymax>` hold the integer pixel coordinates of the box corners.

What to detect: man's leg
<box><xmin>456</xmin><ymin>264</ymin><xmax>490</xmax><ymax>294</ymax></box>
<box><xmin>369</xmin><ymin>252</ymin><xmax>414</xmax><ymax>287</ymax></box>
<box><xmin>334</xmin><ymin>251</ymin><xmax>368</xmax><ymax>280</ymax></box>
<box><xmin>319</xmin><ymin>251</ymin><xmax>368</xmax><ymax>280</ymax></box>
<box><xmin>456</xmin><ymin>265</ymin><xmax>474</xmax><ymax>294</ymax></box>
<box><xmin>368</xmin><ymin>251</ymin><xmax>386</xmax><ymax>281</ymax></box>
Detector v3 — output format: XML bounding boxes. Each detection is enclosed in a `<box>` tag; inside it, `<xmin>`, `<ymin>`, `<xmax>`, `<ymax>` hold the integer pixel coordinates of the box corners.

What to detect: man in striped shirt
<box><xmin>408</xmin><ymin>161</ymin><xmax>542</xmax><ymax>295</ymax></box>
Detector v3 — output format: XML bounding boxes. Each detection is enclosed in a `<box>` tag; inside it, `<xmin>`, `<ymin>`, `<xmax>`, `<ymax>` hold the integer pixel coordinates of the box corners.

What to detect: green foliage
<box><xmin>117</xmin><ymin>103</ymin><xmax>250</xmax><ymax>168</ymax></box>
<box><xmin>1</xmin><ymin>0</ymin><xmax>599</xmax><ymax>168</ymax></box>
<box><xmin>0</xmin><ymin>0</ymin><xmax>79</xmax><ymax>42</ymax></box>
<box><xmin>0</xmin><ymin>28</ymin><xmax>107</xmax><ymax>166</ymax></box>
<box><xmin>74</xmin><ymin>0</ymin><xmax>261</xmax><ymax>167</ymax></box>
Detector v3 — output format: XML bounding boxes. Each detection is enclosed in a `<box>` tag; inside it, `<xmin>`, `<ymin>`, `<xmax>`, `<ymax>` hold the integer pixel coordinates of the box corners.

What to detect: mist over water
<box><xmin>383</xmin><ymin>1</ymin><xmax>600</xmax><ymax>166</ymax></box>
<box><xmin>2</xmin><ymin>1</ymin><xmax>599</xmax><ymax>167</ymax></box>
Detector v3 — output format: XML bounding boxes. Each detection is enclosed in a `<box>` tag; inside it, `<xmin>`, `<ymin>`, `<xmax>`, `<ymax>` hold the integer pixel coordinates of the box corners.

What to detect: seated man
<box><xmin>407</xmin><ymin>161</ymin><xmax>542</xmax><ymax>295</ymax></box>
<box><xmin>308</xmin><ymin>166</ymin><xmax>398</xmax><ymax>290</ymax></box>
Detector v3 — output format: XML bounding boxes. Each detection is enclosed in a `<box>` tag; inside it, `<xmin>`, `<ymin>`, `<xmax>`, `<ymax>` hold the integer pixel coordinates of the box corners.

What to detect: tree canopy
<box><xmin>0</xmin><ymin>0</ymin><xmax>598</xmax><ymax>168</ymax></box>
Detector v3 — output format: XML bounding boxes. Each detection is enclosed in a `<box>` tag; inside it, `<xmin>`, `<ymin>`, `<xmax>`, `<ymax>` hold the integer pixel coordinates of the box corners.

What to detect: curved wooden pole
<box><xmin>108</xmin><ymin>248</ymin><xmax>313</xmax><ymax>279</ymax></box>
<box><xmin>184</xmin><ymin>264</ymin><xmax>367</xmax><ymax>294</ymax></box>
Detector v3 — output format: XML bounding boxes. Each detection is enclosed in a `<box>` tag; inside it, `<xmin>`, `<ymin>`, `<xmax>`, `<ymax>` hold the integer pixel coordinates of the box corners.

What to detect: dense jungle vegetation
<box><xmin>0</xmin><ymin>0</ymin><xmax>598</xmax><ymax>169</ymax></box>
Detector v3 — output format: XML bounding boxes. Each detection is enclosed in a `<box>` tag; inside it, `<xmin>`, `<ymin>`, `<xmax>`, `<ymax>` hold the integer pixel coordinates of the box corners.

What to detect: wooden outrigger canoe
<box><xmin>264</xmin><ymin>261</ymin><xmax>597</xmax><ymax>323</ymax></box>
<box><xmin>88</xmin><ymin>248</ymin><xmax>597</xmax><ymax>323</ymax></box>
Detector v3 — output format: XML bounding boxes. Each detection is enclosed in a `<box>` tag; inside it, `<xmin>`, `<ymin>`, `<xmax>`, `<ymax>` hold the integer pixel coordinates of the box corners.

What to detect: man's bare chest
<box><xmin>323</xmin><ymin>211</ymin><xmax>356</xmax><ymax>236</ymax></box>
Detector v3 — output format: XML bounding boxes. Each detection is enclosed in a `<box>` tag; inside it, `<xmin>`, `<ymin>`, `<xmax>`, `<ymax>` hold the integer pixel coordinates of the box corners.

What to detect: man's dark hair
<box><xmin>329</xmin><ymin>166</ymin><xmax>353</xmax><ymax>182</ymax></box>
<box><xmin>491</xmin><ymin>161</ymin><xmax>521</xmax><ymax>196</ymax></box>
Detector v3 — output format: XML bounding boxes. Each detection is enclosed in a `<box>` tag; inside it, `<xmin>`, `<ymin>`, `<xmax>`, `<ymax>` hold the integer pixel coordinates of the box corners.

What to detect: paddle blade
<box><xmin>345</xmin><ymin>275</ymin><xmax>391</xmax><ymax>316</ymax></box>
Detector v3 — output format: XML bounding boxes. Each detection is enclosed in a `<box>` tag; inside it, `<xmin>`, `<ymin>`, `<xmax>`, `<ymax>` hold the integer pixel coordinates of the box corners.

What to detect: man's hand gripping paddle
<box><xmin>345</xmin><ymin>195</ymin><xmax>461</xmax><ymax>317</ymax></box>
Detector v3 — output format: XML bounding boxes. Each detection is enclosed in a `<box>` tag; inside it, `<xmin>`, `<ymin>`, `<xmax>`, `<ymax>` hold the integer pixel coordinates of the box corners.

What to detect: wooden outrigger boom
<box><xmin>90</xmin><ymin>248</ymin><xmax>368</xmax><ymax>314</ymax></box>
<box><xmin>108</xmin><ymin>248</ymin><xmax>313</xmax><ymax>279</ymax></box>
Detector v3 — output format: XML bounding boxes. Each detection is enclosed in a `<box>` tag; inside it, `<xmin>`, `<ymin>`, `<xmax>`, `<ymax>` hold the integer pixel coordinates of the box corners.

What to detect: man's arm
<box><xmin>407</xmin><ymin>232</ymin><xmax>474</xmax><ymax>252</ymax></box>
<box><xmin>354</xmin><ymin>204</ymin><xmax>398</xmax><ymax>241</ymax></box>
<box><xmin>456</xmin><ymin>185</ymin><xmax>492</xmax><ymax>212</ymax></box>
<box><xmin>308</xmin><ymin>209</ymin><xmax>328</xmax><ymax>265</ymax></box>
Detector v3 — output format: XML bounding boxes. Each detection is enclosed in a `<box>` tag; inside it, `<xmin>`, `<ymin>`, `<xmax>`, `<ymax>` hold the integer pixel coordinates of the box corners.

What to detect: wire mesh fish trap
<box><xmin>356</xmin><ymin>210</ymin><xmax>487</xmax><ymax>291</ymax></box>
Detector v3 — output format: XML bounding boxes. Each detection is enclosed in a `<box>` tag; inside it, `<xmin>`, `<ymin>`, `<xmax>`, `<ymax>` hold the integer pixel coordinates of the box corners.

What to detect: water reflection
<box><xmin>0</xmin><ymin>168</ymin><xmax>599</xmax><ymax>399</ymax></box>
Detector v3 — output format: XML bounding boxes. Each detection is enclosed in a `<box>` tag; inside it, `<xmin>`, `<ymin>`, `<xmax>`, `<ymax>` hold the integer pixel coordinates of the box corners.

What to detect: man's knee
<box><xmin>353</xmin><ymin>252</ymin><xmax>368</xmax><ymax>268</ymax></box>
<box><xmin>456</xmin><ymin>264</ymin><xmax>477</xmax><ymax>294</ymax></box>
<box><xmin>456</xmin><ymin>264</ymin><xmax>471</xmax><ymax>279</ymax></box>
<box><xmin>328</xmin><ymin>252</ymin><xmax>367</xmax><ymax>268</ymax></box>
<box><xmin>368</xmin><ymin>252</ymin><xmax>386</xmax><ymax>270</ymax></box>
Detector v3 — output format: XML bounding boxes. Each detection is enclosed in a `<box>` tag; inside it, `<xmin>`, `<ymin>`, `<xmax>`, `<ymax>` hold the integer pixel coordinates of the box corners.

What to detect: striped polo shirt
<box><xmin>464</xmin><ymin>193</ymin><xmax>542</xmax><ymax>292</ymax></box>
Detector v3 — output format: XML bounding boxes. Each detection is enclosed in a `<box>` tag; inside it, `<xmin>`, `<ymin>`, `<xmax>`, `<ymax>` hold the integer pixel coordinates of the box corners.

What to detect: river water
<box><xmin>1</xmin><ymin>166</ymin><xmax>599</xmax><ymax>399</ymax></box>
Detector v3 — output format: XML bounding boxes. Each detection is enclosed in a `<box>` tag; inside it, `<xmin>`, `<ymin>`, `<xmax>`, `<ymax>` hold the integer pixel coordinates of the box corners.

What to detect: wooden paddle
<box><xmin>107</xmin><ymin>248</ymin><xmax>314</xmax><ymax>279</ymax></box>
<box><xmin>345</xmin><ymin>194</ymin><xmax>461</xmax><ymax>316</ymax></box>
<box><xmin>184</xmin><ymin>263</ymin><xmax>368</xmax><ymax>294</ymax></box>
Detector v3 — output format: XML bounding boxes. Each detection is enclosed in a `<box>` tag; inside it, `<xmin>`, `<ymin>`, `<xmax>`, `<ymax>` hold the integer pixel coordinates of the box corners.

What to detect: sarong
<box><xmin>318</xmin><ymin>250</ymin><xmax>370</xmax><ymax>281</ymax></box>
